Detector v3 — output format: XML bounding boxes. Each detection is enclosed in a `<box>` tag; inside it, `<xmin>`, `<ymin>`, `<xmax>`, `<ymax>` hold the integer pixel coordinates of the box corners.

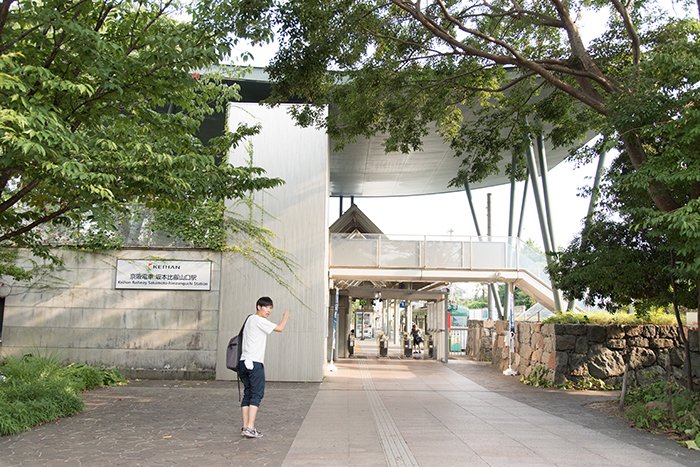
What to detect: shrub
<box><xmin>0</xmin><ymin>355</ymin><xmax>126</xmax><ymax>436</ymax></box>
<box><xmin>624</xmin><ymin>380</ymin><xmax>700</xmax><ymax>448</ymax></box>
<box><xmin>543</xmin><ymin>309</ymin><xmax>684</xmax><ymax>326</ymax></box>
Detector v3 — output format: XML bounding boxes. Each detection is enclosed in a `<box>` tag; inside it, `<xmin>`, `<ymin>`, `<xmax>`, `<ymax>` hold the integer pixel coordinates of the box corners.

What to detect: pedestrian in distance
<box><xmin>239</xmin><ymin>296</ymin><xmax>290</xmax><ymax>439</ymax></box>
<box><xmin>411</xmin><ymin>324</ymin><xmax>424</xmax><ymax>353</ymax></box>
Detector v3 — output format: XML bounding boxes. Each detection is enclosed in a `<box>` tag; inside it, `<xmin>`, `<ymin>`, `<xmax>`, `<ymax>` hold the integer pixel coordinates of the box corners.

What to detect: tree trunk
<box><xmin>673</xmin><ymin>296</ymin><xmax>693</xmax><ymax>391</ymax></box>
<box><xmin>620</xmin><ymin>133</ymin><xmax>680</xmax><ymax>212</ymax></box>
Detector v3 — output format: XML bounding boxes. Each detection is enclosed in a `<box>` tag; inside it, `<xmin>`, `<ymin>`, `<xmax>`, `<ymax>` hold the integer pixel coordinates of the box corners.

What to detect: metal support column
<box><xmin>517</xmin><ymin>174</ymin><xmax>529</xmax><ymax>238</ymax></box>
<box><xmin>444</xmin><ymin>295</ymin><xmax>450</xmax><ymax>364</ymax></box>
<box><xmin>464</xmin><ymin>182</ymin><xmax>504</xmax><ymax>319</ymax></box>
<box><xmin>535</xmin><ymin>135</ymin><xmax>557</xmax><ymax>252</ymax></box>
<box><xmin>525</xmin><ymin>138</ymin><xmax>563</xmax><ymax>311</ymax></box>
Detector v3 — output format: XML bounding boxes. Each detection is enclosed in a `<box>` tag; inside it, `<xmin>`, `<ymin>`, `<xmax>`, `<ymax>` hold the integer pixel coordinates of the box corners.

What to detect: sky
<box><xmin>327</xmin><ymin>157</ymin><xmax>601</xmax><ymax>250</ymax></box>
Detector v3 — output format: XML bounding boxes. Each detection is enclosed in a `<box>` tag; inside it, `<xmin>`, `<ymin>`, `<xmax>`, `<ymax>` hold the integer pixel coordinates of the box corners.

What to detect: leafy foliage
<box><xmin>229</xmin><ymin>0</ymin><xmax>700</xmax><ymax>309</ymax></box>
<box><xmin>624</xmin><ymin>380</ymin><xmax>700</xmax><ymax>447</ymax></box>
<box><xmin>0</xmin><ymin>354</ymin><xmax>126</xmax><ymax>436</ymax></box>
<box><xmin>0</xmin><ymin>0</ymin><xmax>285</xmax><ymax>280</ymax></box>
<box><xmin>521</xmin><ymin>363</ymin><xmax>617</xmax><ymax>390</ymax></box>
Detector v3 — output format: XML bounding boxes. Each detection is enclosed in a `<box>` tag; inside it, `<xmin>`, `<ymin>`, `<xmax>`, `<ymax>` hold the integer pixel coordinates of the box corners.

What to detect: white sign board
<box><xmin>115</xmin><ymin>259</ymin><xmax>211</xmax><ymax>290</ymax></box>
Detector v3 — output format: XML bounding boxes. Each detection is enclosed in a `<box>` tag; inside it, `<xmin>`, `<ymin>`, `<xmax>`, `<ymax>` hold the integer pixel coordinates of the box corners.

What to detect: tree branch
<box><xmin>392</xmin><ymin>0</ymin><xmax>610</xmax><ymax>114</ymax></box>
<box><xmin>0</xmin><ymin>0</ymin><xmax>15</xmax><ymax>46</ymax></box>
<box><xmin>620</xmin><ymin>132</ymin><xmax>681</xmax><ymax>212</ymax></box>
<box><xmin>0</xmin><ymin>0</ymin><xmax>89</xmax><ymax>54</ymax></box>
<box><xmin>610</xmin><ymin>0</ymin><xmax>641</xmax><ymax>65</ymax></box>
<box><xmin>0</xmin><ymin>204</ymin><xmax>73</xmax><ymax>243</ymax></box>
<box><xmin>0</xmin><ymin>178</ymin><xmax>40</xmax><ymax>214</ymax></box>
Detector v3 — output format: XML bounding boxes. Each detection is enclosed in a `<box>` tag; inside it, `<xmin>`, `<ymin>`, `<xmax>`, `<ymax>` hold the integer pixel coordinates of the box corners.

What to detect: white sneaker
<box><xmin>243</xmin><ymin>427</ymin><xmax>263</xmax><ymax>438</ymax></box>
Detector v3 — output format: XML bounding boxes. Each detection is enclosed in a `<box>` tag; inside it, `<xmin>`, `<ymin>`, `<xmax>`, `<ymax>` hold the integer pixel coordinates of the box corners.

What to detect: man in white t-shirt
<box><xmin>239</xmin><ymin>296</ymin><xmax>289</xmax><ymax>439</ymax></box>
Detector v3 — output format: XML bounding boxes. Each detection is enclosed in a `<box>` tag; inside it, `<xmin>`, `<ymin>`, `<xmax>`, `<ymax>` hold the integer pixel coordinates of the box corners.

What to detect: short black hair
<box><xmin>256</xmin><ymin>296</ymin><xmax>273</xmax><ymax>308</ymax></box>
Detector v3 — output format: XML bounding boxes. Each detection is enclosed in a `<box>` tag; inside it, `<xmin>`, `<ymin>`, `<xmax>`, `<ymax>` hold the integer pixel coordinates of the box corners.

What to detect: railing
<box><xmin>329</xmin><ymin>233</ymin><xmax>549</xmax><ymax>284</ymax></box>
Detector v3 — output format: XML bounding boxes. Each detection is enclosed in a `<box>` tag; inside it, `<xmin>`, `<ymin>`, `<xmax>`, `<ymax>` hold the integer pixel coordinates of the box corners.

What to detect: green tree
<box><xmin>228</xmin><ymin>0</ymin><xmax>699</xmax><ymax>301</ymax></box>
<box><xmin>497</xmin><ymin>284</ymin><xmax>535</xmax><ymax>309</ymax></box>
<box><xmin>0</xmin><ymin>0</ymin><xmax>286</xmax><ymax>279</ymax></box>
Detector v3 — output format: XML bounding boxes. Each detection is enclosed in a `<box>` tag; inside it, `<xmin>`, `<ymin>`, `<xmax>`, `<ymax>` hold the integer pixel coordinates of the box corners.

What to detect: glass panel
<box><xmin>471</xmin><ymin>241</ymin><xmax>507</xmax><ymax>269</ymax></box>
<box><xmin>331</xmin><ymin>237</ymin><xmax>378</xmax><ymax>266</ymax></box>
<box><xmin>425</xmin><ymin>241</ymin><xmax>462</xmax><ymax>268</ymax></box>
<box><xmin>379</xmin><ymin>239</ymin><xmax>420</xmax><ymax>267</ymax></box>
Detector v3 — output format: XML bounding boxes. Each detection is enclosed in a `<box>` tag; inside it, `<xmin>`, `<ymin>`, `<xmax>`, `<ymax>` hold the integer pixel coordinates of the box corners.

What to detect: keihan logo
<box><xmin>146</xmin><ymin>262</ymin><xmax>154</xmax><ymax>273</ymax></box>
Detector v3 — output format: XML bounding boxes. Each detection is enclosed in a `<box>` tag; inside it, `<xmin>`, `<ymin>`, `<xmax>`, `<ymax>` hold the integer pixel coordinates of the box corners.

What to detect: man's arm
<box><xmin>274</xmin><ymin>310</ymin><xmax>289</xmax><ymax>332</ymax></box>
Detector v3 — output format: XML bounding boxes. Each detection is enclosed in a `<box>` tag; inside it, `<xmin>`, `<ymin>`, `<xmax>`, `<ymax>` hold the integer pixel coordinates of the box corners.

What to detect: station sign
<box><xmin>115</xmin><ymin>259</ymin><xmax>211</xmax><ymax>290</ymax></box>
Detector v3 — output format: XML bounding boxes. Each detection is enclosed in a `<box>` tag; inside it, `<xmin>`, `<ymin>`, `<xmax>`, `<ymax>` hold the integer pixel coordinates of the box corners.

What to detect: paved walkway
<box><xmin>1</xmin><ymin>359</ymin><xmax>698</xmax><ymax>466</ymax></box>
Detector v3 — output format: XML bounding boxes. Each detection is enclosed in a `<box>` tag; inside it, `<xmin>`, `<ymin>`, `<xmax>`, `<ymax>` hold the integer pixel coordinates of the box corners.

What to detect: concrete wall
<box><xmin>1</xmin><ymin>104</ymin><xmax>330</xmax><ymax>383</ymax></box>
<box><xmin>1</xmin><ymin>249</ymin><xmax>221</xmax><ymax>379</ymax></box>
<box><xmin>217</xmin><ymin>103</ymin><xmax>329</xmax><ymax>382</ymax></box>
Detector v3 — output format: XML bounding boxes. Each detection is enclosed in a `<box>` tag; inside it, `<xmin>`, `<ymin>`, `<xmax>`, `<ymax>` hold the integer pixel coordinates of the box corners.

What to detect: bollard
<box><xmin>403</xmin><ymin>337</ymin><xmax>412</xmax><ymax>357</ymax></box>
<box><xmin>379</xmin><ymin>335</ymin><xmax>388</xmax><ymax>357</ymax></box>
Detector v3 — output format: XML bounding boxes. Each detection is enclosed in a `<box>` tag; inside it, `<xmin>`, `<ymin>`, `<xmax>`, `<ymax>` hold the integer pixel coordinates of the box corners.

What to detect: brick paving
<box><xmin>1</xmin><ymin>359</ymin><xmax>698</xmax><ymax>466</ymax></box>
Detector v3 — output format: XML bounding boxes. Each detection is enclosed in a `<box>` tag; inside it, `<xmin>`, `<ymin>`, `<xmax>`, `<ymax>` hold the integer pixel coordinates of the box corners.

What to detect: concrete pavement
<box><xmin>1</xmin><ymin>358</ymin><xmax>698</xmax><ymax>466</ymax></box>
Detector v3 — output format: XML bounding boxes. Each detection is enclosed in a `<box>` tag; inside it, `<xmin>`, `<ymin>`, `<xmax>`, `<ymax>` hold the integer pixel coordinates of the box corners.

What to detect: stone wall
<box><xmin>492</xmin><ymin>321</ymin><xmax>700</xmax><ymax>387</ymax></box>
<box><xmin>466</xmin><ymin>320</ymin><xmax>495</xmax><ymax>361</ymax></box>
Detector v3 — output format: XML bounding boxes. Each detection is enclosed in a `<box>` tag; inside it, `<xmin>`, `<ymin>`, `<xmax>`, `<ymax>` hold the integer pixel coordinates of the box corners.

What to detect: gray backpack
<box><xmin>226</xmin><ymin>315</ymin><xmax>251</xmax><ymax>372</ymax></box>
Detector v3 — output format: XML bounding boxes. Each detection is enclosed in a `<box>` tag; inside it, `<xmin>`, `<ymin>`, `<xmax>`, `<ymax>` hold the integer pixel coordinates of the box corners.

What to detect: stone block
<box><xmin>495</xmin><ymin>320</ymin><xmax>507</xmax><ymax>333</ymax></box>
<box><xmin>544</xmin><ymin>336</ymin><xmax>555</xmax><ymax>353</ymax></box>
<box><xmin>629</xmin><ymin>347</ymin><xmax>656</xmax><ymax>369</ymax></box>
<box><xmin>642</xmin><ymin>325</ymin><xmax>657</xmax><ymax>338</ymax></box>
<box><xmin>568</xmin><ymin>324</ymin><xmax>588</xmax><ymax>336</ymax></box>
<box><xmin>650</xmin><ymin>338</ymin><xmax>674</xmax><ymax>349</ymax></box>
<box><xmin>627</xmin><ymin>336</ymin><xmax>649</xmax><ymax>347</ymax></box>
<box><xmin>606</xmin><ymin>339</ymin><xmax>626</xmax><ymax>350</ymax></box>
<box><xmin>689</xmin><ymin>330</ymin><xmax>699</xmax><ymax>352</ymax></box>
<box><xmin>541</xmin><ymin>323</ymin><xmax>554</xmax><ymax>337</ymax></box>
<box><xmin>531</xmin><ymin>348</ymin><xmax>544</xmax><ymax>364</ymax></box>
<box><xmin>533</xmin><ymin>333</ymin><xmax>545</xmax><ymax>349</ymax></box>
<box><xmin>556</xmin><ymin>334</ymin><xmax>576</xmax><ymax>351</ymax></box>
<box><xmin>575</xmin><ymin>336</ymin><xmax>588</xmax><ymax>354</ymax></box>
<box><xmin>555</xmin><ymin>351</ymin><xmax>568</xmax><ymax>371</ymax></box>
<box><xmin>544</xmin><ymin>351</ymin><xmax>555</xmax><ymax>370</ymax></box>
<box><xmin>669</xmin><ymin>347</ymin><xmax>685</xmax><ymax>366</ymax></box>
<box><xmin>568</xmin><ymin>353</ymin><xmax>589</xmax><ymax>376</ymax></box>
<box><xmin>623</xmin><ymin>325</ymin><xmax>643</xmax><ymax>337</ymax></box>
<box><xmin>588</xmin><ymin>346</ymin><xmax>625</xmax><ymax>378</ymax></box>
<box><xmin>587</xmin><ymin>325</ymin><xmax>607</xmax><ymax>343</ymax></box>
<box><xmin>607</xmin><ymin>325</ymin><xmax>624</xmax><ymax>339</ymax></box>
<box><xmin>635</xmin><ymin>365</ymin><xmax>665</xmax><ymax>386</ymax></box>
<box><xmin>657</xmin><ymin>326</ymin><xmax>677</xmax><ymax>338</ymax></box>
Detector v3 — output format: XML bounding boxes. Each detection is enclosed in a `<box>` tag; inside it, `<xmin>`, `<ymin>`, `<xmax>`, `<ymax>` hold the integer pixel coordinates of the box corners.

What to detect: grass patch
<box><xmin>0</xmin><ymin>354</ymin><xmax>126</xmax><ymax>436</ymax></box>
<box><xmin>543</xmin><ymin>308</ymin><xmax>680</xmax><ymax>326</ymax></box>
<box><xmin>624</xmin><ymin>380</ymin><xmax>700</xmax><ymax>449</ymax></box>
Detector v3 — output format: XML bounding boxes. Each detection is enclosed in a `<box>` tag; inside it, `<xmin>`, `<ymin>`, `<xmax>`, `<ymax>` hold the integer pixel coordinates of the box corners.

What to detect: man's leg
<box><xmin>243</xmin><ymin>363</ymin><xmax>265</xmax><ymax>437</ymax></box>
<box><xmin>246</xmin><ymin>405</ymin><xmax>259</xmax><ymax>429</ymax></box>
<box><xmin>240</xmin><ymin>367</ymin><xmax>252</xmax><ymax>432</ymax></box>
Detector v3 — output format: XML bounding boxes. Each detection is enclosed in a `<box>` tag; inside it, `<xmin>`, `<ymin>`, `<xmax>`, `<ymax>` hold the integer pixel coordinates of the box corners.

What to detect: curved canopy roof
<box><xmin>231</xmin><ymin>68</ymin><xmax>580</xmax><ymax>198</ymax></box>
<box><xmin>329</xmin><ymin>128</ymin><xmax>572</xmax><ymax>197</ymax></box>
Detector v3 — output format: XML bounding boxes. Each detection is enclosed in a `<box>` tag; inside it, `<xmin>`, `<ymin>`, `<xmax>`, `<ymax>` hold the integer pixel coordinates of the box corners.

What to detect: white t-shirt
<box><xmin>241</xmin><ymin>314</ymin><xmax>277</xmax><ymax>366</ymax></box>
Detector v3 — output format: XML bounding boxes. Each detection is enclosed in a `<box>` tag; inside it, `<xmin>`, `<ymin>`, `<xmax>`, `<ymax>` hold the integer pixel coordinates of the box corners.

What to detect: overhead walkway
<box><xmin>329</xmin><ymin>233</ymin><xmax>557</xmax><ymax>310</ymax></box>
